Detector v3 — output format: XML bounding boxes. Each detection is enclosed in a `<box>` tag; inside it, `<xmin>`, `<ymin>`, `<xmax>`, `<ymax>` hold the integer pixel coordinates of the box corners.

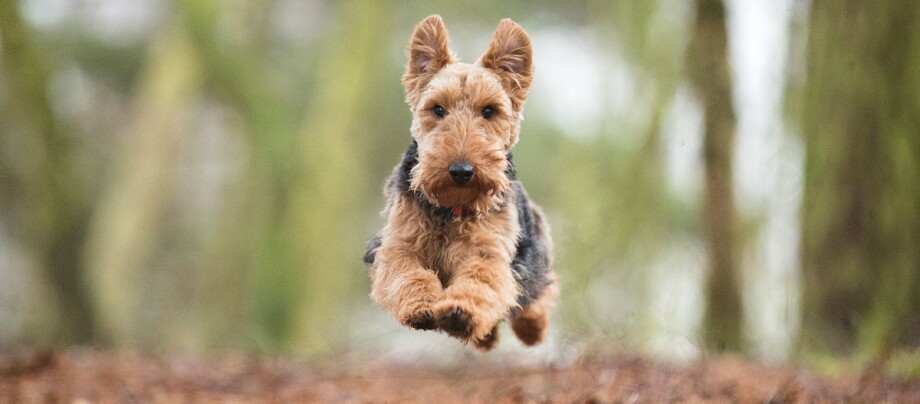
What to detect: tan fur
<box><xmin>370</xmin><ymin>15</ymin><xmax>556</xmax><ymax>350</ymax></box>
<box><xmin>512</xmin><ymin>280</ymin><xmax>558</xmax><ymax>346</ymax></box>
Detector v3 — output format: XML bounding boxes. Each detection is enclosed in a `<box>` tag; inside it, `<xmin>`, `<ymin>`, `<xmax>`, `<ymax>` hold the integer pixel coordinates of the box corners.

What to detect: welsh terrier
<box><xmin>364</xmin><ymin>15</ymin><xmax>557</xmax><ymax>351</ymax></box>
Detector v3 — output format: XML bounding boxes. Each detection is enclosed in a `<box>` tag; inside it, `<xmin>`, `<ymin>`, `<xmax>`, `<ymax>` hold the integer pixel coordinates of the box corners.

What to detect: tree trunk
<box><xmin>178</xmin><ymin>0</ymin><xmax>298</xmax><ymax>347</ymax></box>
<box><xmin>0</xmin><ymin>0</ymin><xmax>96</xmax><ymax>343</ymax></box>
<box><xmin>83</xmin><ymin>24</ymin><xmax>202</xmax><ymax>344</ymax></box>
<box><xmin>284</xmin><ymin>0</ymin><xmax>387</xmax><ymax>353</ymax></box>
<box><xmin>687</xmin><ymin>0</ymin><xmax>743</xmax><ymax>352</ymax></box>
<box><xmin>800</xmin><ymin>0</ymin><xmax>920</xmax><ymax>357</ymax></box>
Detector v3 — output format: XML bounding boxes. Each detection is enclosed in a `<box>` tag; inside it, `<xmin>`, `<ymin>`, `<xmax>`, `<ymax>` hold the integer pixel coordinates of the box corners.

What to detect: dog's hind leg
<box><xmin>510</xmin><ymin>281</ymin><xmax>558</xmax><ymax>346</ymax></box>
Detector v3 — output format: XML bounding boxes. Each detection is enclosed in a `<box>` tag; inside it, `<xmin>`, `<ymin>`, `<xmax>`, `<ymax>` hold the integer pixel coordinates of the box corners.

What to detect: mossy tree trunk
<box><xmin>178</xmin><ymin>0</ymin><xmax>299</xmax><ymax>348</ymax></box>
<box><xmin>283</xmin><ymin>0</ymin><xmax>388</xmax><ymax>353</ymax></box>
<box><xmin>687</xmin><ymin>0</ymin><xmax>743</xmax><ymax>352</ymax></box>
<box><xmin>799</xmin><ymin>0</ymin><xmax>920</xmax><ymax>357</ymax></box>
<box><xmin>0</xmin><ymin>0</ymin><xmax>96</xmax><ymax>343</ymax></box>
<box><xmin>83</xmin><ymin>24</ymin><xmax>202</xmax><ymax>344</ymax></box>
<box><xmin>178</xmin><ymin>0</ymin><xmax>388</xmax><ymax>352</ymax></box>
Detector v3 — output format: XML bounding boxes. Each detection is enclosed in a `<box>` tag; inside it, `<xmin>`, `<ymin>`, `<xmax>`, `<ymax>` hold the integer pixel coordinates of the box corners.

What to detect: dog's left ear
<box><xmin>479</xmin><ymin>19</ymin><xmax>533</xmax><ymax>111</ymax></box>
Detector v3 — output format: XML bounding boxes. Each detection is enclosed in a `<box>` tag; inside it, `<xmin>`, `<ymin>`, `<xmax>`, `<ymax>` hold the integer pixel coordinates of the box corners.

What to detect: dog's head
<box><xmin>402</xmin><ymin>15</ymin><xmax>533</xmax><ymax>214</ymax></box>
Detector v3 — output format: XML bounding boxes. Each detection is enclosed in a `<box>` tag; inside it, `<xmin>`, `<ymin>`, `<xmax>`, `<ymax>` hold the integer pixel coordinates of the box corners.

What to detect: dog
<box><xmin>364</xmin><ymin>15</ymin><xmax>557</xmax><ymax>351</ymax></box>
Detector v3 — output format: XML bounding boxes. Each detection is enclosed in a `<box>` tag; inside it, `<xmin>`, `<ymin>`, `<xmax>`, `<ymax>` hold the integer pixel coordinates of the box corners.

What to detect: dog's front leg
<box><xmin>370</xmin><ymin>240</ymin><xmax>444</xmax><ymax>330</ymax></box>
<box><xmin>434</xmin><ymin>240</ymin><xmax>518</xmax><ymax>344</ymax></box>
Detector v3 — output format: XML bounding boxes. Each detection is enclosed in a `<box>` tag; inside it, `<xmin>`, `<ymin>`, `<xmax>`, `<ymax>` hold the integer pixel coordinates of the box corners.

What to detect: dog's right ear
<box><xmin>403</xmin><ymin>15</ymin><xmax>454</xmax><ymax>108</ymax></box>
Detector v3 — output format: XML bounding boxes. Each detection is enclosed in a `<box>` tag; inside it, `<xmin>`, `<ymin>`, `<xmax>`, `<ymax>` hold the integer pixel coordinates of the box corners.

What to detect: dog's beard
<box><xmin>410</xmin><ymin>167</ymin><xmax>508</xmax><ymax>214</ymax></box>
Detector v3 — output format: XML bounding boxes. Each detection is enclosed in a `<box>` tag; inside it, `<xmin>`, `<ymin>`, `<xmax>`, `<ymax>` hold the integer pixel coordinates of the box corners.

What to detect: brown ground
<box><xmin>1</xmin><ymin>348</ymin><xmax>919</xmax><ymax>403</ymax></box>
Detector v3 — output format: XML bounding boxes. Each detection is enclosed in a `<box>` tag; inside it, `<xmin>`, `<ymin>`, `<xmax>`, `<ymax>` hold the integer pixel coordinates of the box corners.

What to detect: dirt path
<box><xmin>2</xmin><ymin>348</ymin><xmax>918</xmax><ymax>402</ymax></box>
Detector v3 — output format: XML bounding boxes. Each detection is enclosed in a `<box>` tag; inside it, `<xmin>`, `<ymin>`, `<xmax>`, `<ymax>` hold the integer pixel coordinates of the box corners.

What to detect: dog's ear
<box><xmin>479</xmin><ymin>19</ymin><xmax>533</xmax><ymax>111</ymax></box>
<box><xmin>403</xmin><ymin>15</ymin><xmax>454</xmax><ymax>108</ymax></box>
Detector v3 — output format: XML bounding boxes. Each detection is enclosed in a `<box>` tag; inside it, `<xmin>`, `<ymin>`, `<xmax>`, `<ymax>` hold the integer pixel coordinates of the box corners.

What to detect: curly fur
<box><xmin>365</xmin><ymin>15</ymin><xmax>557</xmax><ymax>350</ymax></box>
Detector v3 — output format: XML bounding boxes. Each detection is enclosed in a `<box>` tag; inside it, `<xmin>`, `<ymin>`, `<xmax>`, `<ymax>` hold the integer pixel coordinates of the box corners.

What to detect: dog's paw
<box><xmin>472</xmin><ymin>326</ymin><xmax>499</xmax><ymax>351</ymax></box>
<box><xmin>399</xmin><ymin>307</ymin><xmax>437</xmax><ymax>330</ymax></box>
<box><xmin>435</xmin><ymin>304</ymin><xmax>474</xmax><ymax>339</ymax></box>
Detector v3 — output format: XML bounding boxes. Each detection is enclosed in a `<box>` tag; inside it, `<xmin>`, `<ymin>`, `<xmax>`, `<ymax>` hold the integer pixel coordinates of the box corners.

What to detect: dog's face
<box><xmin>402</xmin><ymin>16</ymin><xmax>533</xmax><ymax>214</ymax></box>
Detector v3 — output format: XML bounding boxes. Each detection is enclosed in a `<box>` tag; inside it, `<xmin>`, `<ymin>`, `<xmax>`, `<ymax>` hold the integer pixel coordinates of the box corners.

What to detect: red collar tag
<box><xmin>452</xmin><ymin>205</ymin><xmax>466</xmax><ymax>216</ymax></box>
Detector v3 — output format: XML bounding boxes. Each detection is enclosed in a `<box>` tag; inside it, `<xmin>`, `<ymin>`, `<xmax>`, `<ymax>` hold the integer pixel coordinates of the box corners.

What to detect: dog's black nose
<box><xmin>448</xmin><ymin>161</ymin><xmax>475</xmax><ymax>184</ymax></box>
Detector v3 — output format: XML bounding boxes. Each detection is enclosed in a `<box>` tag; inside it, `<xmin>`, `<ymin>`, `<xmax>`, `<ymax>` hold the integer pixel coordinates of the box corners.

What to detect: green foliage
<box><xmin>887</xmin><ymin>349</ymin><xmax>920</xmax><ymax>380</ymax></box>
<box><xmin>0</xmin><ymin>0</ymin><xmax>719</xmax><ymax>355</ymax></box>
<box><xmin>0</xmin><ymin>0</ymin><xmax>916</xmax><ymax>364</ymax></box>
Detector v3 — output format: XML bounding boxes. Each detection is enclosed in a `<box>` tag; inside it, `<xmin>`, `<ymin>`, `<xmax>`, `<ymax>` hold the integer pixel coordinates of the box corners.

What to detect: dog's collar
<box><xmin>411</xmin><ymin>190</ymin><xmax>476</xmax><ymax>223</ymax></box>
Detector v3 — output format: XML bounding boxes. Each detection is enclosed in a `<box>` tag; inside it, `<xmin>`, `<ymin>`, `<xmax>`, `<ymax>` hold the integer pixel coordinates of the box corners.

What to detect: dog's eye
<box><xmin>481</xmin><ymin>106</ymin><xmax>494</xmax><ymax>119</ymax></box>
<box><xmin>433</xmin><ymin>105</ymin><xmax>446</xmax><ymax>118</ymax></box>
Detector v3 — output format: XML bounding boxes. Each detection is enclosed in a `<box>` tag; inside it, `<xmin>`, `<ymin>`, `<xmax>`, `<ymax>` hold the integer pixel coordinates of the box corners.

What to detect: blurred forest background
<box><xmin>0</xmin><ymin>0</ymin><xmax>918</xmax><ymax>371</ymax></box>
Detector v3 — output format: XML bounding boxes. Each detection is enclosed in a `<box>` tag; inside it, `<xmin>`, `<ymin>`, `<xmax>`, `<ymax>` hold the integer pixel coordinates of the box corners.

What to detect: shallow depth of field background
<box><xmin>1</xmin><ymin>0</ymin><xmax>918</xmax><ymax>369</ymax></box>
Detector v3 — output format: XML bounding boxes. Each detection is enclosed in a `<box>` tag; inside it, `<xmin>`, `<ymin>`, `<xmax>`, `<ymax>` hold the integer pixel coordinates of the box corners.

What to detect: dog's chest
<box><xmin>413</xmin><ymin>204</ymin><xmax>520</xmax><ymax>286</ymax></box>
<box><xmin>416</xmin><ymin>221</ymin><xmax>469</xmax><ymax>284</ymax></box>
